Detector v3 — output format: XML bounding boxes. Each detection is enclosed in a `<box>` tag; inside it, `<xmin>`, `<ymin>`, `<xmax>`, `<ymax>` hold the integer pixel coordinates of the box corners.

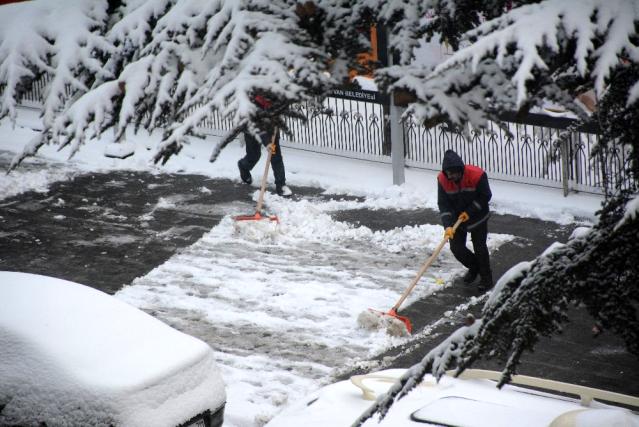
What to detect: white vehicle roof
<box><xmin>267</xmin><ymin>368</ymin><xmax>639</xmax><ymax>427</ymax></box>
<box><xmin>0</xmin><ymin>271</ymin><xmax>225</xmax><ymax>427</ymax></box>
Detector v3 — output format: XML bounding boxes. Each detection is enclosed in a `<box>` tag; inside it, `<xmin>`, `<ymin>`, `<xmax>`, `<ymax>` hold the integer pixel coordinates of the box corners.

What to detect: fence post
<box><xmin>390</xmin><ymin>94</ymin><xmax>405</xmax><ymax>185</ymax></box>
<box><xmin>570</xmin><ymin>131</ymin><xmax>585</xmax><ymax>194</ymax></box>
<box><xmin>561</xmin><ymin>133</ymin><xmax>571</xmax><ymax>197</ymax></box>
<box><xmin>383</xmin><ymin>27</ymin><xmax>405</xmax><ymax>186</ymax></box>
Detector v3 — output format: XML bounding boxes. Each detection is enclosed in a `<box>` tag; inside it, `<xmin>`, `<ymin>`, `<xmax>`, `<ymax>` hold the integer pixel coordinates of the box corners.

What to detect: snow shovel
<box><xmin>366</xmin><ymin>216</ymin><xmax>465</xmax><ymax>334</ymax></box>
<box><xmin>234</xmin><ymin>131</ymin><xmax>279</xmax><ymax>223</ymax></box>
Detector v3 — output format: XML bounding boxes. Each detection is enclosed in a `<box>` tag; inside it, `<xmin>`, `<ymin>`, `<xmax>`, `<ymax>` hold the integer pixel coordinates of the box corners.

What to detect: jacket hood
<box><xmin>442</xmin><ymin>150</ymin><xmax>465</xmax><ymax>171</ymax></box>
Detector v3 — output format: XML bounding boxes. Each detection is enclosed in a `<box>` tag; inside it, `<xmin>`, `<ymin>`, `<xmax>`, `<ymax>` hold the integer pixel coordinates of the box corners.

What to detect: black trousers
<box><xmin>449</xmin><ymin>221</ymin><xmax>492</xmax><ymax>282</ymax></box>
<box><xmin>238</xmin><ymin>131</ymin><xmax>286</xmax><ymax>187</ymax></box>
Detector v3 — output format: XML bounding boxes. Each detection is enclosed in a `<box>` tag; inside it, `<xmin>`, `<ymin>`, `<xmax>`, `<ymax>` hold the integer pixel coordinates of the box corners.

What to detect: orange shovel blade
<box><xmin>234</xmin><ymin>212</ymin><xmax>279</xmax><ymax>223</ymax></box>
<box><xmin>368</xmin><ymin>308</ymin><xmax>412</xmax><ymax>334</ymax></box>
<box><xmin>388</xmin><ymin>309</ymin><xmax>412</xmax><ymax>334</ymax></box>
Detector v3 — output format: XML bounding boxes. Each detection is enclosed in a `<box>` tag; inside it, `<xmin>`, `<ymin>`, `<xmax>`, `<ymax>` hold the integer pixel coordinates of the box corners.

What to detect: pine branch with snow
<box><xmin>592</xmin><ymin>62</ymin><xmax>639</xmax><ymax>193</ymax></box>
<box><xmin>377</xmin><ymin>0</ymin><xmax>639</xmax><ymax>128</ymax></box>
<box><xmin>153</xmin><ymin>0</ymin><xmax>335</xmax><ymax>163</ymax></box>
<box><xmin>0</xmin><ymin>0</ymin><xmax>112</xmax><ymax>127</ymax></box>
<box><xmin>421</xmin><ymin>0</ymin><xmax>522</xmax><ymax>51</ymax></box>
<box><xmin>1</xmin><ymin>0</ymin><xmax>370</xmax><ymax>170</ymax></box>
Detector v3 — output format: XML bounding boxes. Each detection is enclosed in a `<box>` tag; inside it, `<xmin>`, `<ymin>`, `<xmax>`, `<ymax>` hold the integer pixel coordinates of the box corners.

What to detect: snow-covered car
<box><xmin>266</xmin><ymin>368</ymin><xmax>639</xmax><ymax>427</ymax></box>
<box><xmin>0</xmin><ymin>271</ymin><xmax>225</xmax><ymax>427</ymax></box>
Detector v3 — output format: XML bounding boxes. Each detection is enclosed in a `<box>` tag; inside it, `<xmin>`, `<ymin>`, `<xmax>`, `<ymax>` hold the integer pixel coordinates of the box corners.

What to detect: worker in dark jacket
<box><xmin>437</xmin><ymin>150</ymin><xmax>493</xmax><ymax>289</ymax></box>
<box><xmin>237</xmin><ymin>95</ymin><xmax>292</xmax><ymax>197</ymax></box>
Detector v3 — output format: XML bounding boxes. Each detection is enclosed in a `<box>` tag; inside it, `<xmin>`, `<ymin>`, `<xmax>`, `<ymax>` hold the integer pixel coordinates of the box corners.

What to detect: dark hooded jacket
<box><xmin>437</xmin><ymin>150</ymin><xmax>491</xmax><ymax>229</ymax></box>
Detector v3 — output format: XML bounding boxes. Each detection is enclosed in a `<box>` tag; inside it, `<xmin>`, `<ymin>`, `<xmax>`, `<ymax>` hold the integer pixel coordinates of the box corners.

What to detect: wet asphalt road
<box><xmin>1</xmin><ymin>171</ymin><xmax>254</xmax><ymax>294</ymax></box>
<box><xmin>1</xmin><ymin>162</ymin><xmax>637</xmax><ymax>397</ymax></box>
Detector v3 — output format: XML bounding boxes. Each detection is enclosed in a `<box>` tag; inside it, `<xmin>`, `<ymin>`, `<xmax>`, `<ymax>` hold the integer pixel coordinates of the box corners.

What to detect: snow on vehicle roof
<box><xmin>266</xmin><ymin>369</ymin><xmax>639</xmax><ymax>427</ymax></box>
<box><xmin>0</xmin><ymin>271</ymin><xmax>225</xmax><ymax>427</ymax></box>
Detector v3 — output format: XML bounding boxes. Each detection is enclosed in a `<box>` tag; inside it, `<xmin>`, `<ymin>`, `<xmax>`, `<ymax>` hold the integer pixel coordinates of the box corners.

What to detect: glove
<box><xmin>444</xmin><ymin>227</ymin><xmax>455</xmax><ymax>239</ymax></box>
<box><xmin>458</xmin><ymin>211</ymin><xmax>469</xmax><ymax>222</ymax></box>
<box><xmin>267</xmin><ymin>142</ymin><xmax>276</xmax><ymax>155</ymax></box>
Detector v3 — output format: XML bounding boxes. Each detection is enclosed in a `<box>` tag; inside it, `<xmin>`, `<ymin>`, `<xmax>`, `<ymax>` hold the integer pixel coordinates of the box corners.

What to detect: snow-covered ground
<box><xmin>0</xmin><ymin>111</ymin><xmax>603</xmax><ymax>426</ymax></box>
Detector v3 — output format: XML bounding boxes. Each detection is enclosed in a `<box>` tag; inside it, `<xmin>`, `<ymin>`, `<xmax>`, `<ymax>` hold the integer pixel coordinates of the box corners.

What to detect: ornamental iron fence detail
<box><xmin>12</xmin><ymin>78</ymin><xmax>634</xmax><ymax>195</ymax></box>
<box><xmin>403</xmin><ymin>111</ymin><xmax>633</xmax><ymax>194</ymax></box>
<box><xmin>279</xmin><ymin>96</ymin><xmax>388</xmax><ymax>160</ymax></box>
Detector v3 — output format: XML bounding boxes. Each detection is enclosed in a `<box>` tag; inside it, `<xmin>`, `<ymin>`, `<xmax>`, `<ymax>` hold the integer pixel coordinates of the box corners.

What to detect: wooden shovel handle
<box><xmin>392</xmin><ymin>216</ymin><xmax>465</xmax><ymax>311</ymax></box>
<box><xmin>254</xmin><ymin>129</ymin><xmax>278</xmax><ymax>214</ymax></box>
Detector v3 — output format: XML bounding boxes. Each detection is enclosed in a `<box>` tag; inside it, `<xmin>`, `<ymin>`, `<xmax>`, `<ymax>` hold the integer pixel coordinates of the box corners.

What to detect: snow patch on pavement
<box><xmin>0</xmin><ymin>152</ymin><xmax>78</xmax><ymax>200</ymax></box>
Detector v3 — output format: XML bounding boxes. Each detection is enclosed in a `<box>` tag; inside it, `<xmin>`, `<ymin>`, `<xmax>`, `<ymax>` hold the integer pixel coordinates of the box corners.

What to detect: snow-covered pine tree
<box><xmin>0</xmin><ymin>0</ymin><xmax>113</xmax><ymax>157</ymax></box>
<box><xmin>594</xmin><ymin>63</ymin><xmax>639</xmax><ymax>193</ymax></box>
<box><xmin>0</xmin><ymin>0</ymin><xmax>369</xmax><ymax>169</ymax></box>
<box><xmin>355</xmin><ymin>0</ymin><xmax>638</xmax><ymax>424</ymax></box>
<box><xmin>354</xmin><ymin>0</ymin><xmax>525</xmax><ymax>65</ymax></box>
<box><xmin>376</xmin><ymin>0</ymin><xmax>639</xmax><ymax>126</ymax></box>
<box><xmin>420</xmin><ymin>0</ymin><xmax>516</xmax><ymax>51</ymax></box>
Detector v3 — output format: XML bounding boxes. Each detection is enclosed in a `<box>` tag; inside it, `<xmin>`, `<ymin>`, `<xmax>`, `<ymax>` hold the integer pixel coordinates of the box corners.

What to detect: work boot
<box><xmin>462</xmin><ymin>268</ymin><xmax>479</xmax><ymax>284</ymax></box>
<box><xmin>478</xmin><ymin>273</ymin><xmax>493</xmax><ymax>290</ymax></box>
<box><xmin>276</xmin><ymin>185</ymin><xmax>293</xmax><ymax>197</ymax></box>
<box><xmin>238</xmin><ymin>160</ymin><xmax>252</xmax><ymax>184</ymax></box>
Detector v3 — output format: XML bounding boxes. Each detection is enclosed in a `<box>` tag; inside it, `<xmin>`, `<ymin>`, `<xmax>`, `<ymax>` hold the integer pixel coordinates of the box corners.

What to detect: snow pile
<box><xmin>233</xmin><ymin>215</ymin><xmax>281</xmax><ymax>242</ymax></box>
<box><xmin>357</xmin><ymin>309</ymin><xmax>410</xmax><ymax>337</ymax></box>
<box><xmin>0</xmin><ymin>122</ymin><xmax>82</xmax><ymax>199</ymax></box>
<box><xmin>0</xmin><ymin>158</ymin><xmax>77</xmax><ymax>199</ymax></box>
<box><xmin>0</xmin><ymin>272</ymin><xmax>225</xmax><ymax>427</ymax></box>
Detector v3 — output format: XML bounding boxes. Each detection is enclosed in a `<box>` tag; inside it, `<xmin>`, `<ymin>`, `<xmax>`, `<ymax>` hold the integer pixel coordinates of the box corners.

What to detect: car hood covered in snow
<box><xmin>0</xmin><ymin>271</ymin><xmax>225</xmax><ymax>426</ymax></box>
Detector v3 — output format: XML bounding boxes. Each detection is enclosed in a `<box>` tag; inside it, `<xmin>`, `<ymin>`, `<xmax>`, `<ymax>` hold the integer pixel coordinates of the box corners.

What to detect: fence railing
<box><xmin>403</xmin><ymin>113</ymin><xmax>632</xmax><ymax>193</ymax></box>
<box><xmin>12</xmin><ymin>77</ymin><xmax>634</xmax><ymax>195</ymax></box>
<box><xmin>280</xmin><ymin>94</ymin><xmax>388</xmax><ymax>162</ymax></box>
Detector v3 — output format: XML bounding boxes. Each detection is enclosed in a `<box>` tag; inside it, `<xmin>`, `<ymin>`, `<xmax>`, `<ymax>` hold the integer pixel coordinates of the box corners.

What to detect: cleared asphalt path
<box><xmin>1</xmin><ymin>167</ymin><xmax>637</xmax><ymax>397</ymax></box>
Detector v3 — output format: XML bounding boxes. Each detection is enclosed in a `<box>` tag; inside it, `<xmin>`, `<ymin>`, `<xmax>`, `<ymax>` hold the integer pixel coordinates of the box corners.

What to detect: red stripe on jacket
<box><xmin>437</xmin><ymin>165</ymin><xmax>485</xmax><ymax>193</ymax></box>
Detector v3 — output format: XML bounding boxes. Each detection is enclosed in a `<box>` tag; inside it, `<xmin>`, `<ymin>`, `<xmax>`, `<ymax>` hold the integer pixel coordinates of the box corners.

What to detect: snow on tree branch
<box><xmin>616</xmin><ymin>193</ymin><xmax>639</xmax><ymax>230</ymax></box>
<box><xmin>0</xmin><ymin>0</ymin><xmax>112</xmax><ymax>126</ymax></box>
<box><xmin>2</xmin><ymin>0</ymin><xmax>367</xmax><ymax>169</ymax></box>
<box><xmin>0</xmin><ymin>4</ymin><xmax>51</xmax><ymax>122</ymax></box>
<box><xmin>148</xmin><ymin>0</ymin><xmax>330</xmax><ymax>162</ymax></box>
<box><xmin>377</xmin><ymin>0</ymin><xmax>639</xmax><ymax>128</ymax></box>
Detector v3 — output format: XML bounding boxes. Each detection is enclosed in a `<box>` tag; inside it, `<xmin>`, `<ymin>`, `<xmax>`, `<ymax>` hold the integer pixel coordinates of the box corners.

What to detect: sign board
<box><xmin>328</xmin><ymin>88</ymin><xmax>389</xmax><ymax>105</ymax></box>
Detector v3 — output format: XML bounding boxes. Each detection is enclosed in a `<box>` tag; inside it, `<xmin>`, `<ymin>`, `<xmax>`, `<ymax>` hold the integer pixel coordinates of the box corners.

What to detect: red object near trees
<box><xmin>254</xmin><ymin>95</ymin><xmax>272</xmax><ymax>109</ymax></box>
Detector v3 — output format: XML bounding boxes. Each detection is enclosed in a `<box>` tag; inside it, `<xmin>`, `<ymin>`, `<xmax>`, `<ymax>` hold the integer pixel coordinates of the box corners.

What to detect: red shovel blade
<box><xmin>367</xmin><ymin>308</ymin><xmax>412</xmax><ymax>334</ymax></box>
<box><xmin>234</xmin><ymin>212</ymin><xmax>279</xmax><ymax>223</ymax></box>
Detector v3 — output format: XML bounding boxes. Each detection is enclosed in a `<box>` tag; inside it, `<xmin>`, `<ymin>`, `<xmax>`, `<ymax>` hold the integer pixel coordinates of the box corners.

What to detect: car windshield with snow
<box><xmin>266</xmin><ymin>368</ymin><xmax>639</xmax><ymax>427</ymax></box>
<box><xmin>0</xmin><ymin>271</ymin><xmax>226</xmax><ymax>427</ymax></box>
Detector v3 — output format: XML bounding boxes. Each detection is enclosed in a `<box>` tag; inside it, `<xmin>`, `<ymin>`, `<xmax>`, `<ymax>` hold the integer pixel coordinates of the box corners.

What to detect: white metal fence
<box><xmin>10</xmin><ymin>77</ymin><xmax>634</xmax><ymax>195</ymax></box>
<box><xmin>402</xmin><ymin>113</ymin><xmax>632</xmax><ymax>194</ymax></box>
